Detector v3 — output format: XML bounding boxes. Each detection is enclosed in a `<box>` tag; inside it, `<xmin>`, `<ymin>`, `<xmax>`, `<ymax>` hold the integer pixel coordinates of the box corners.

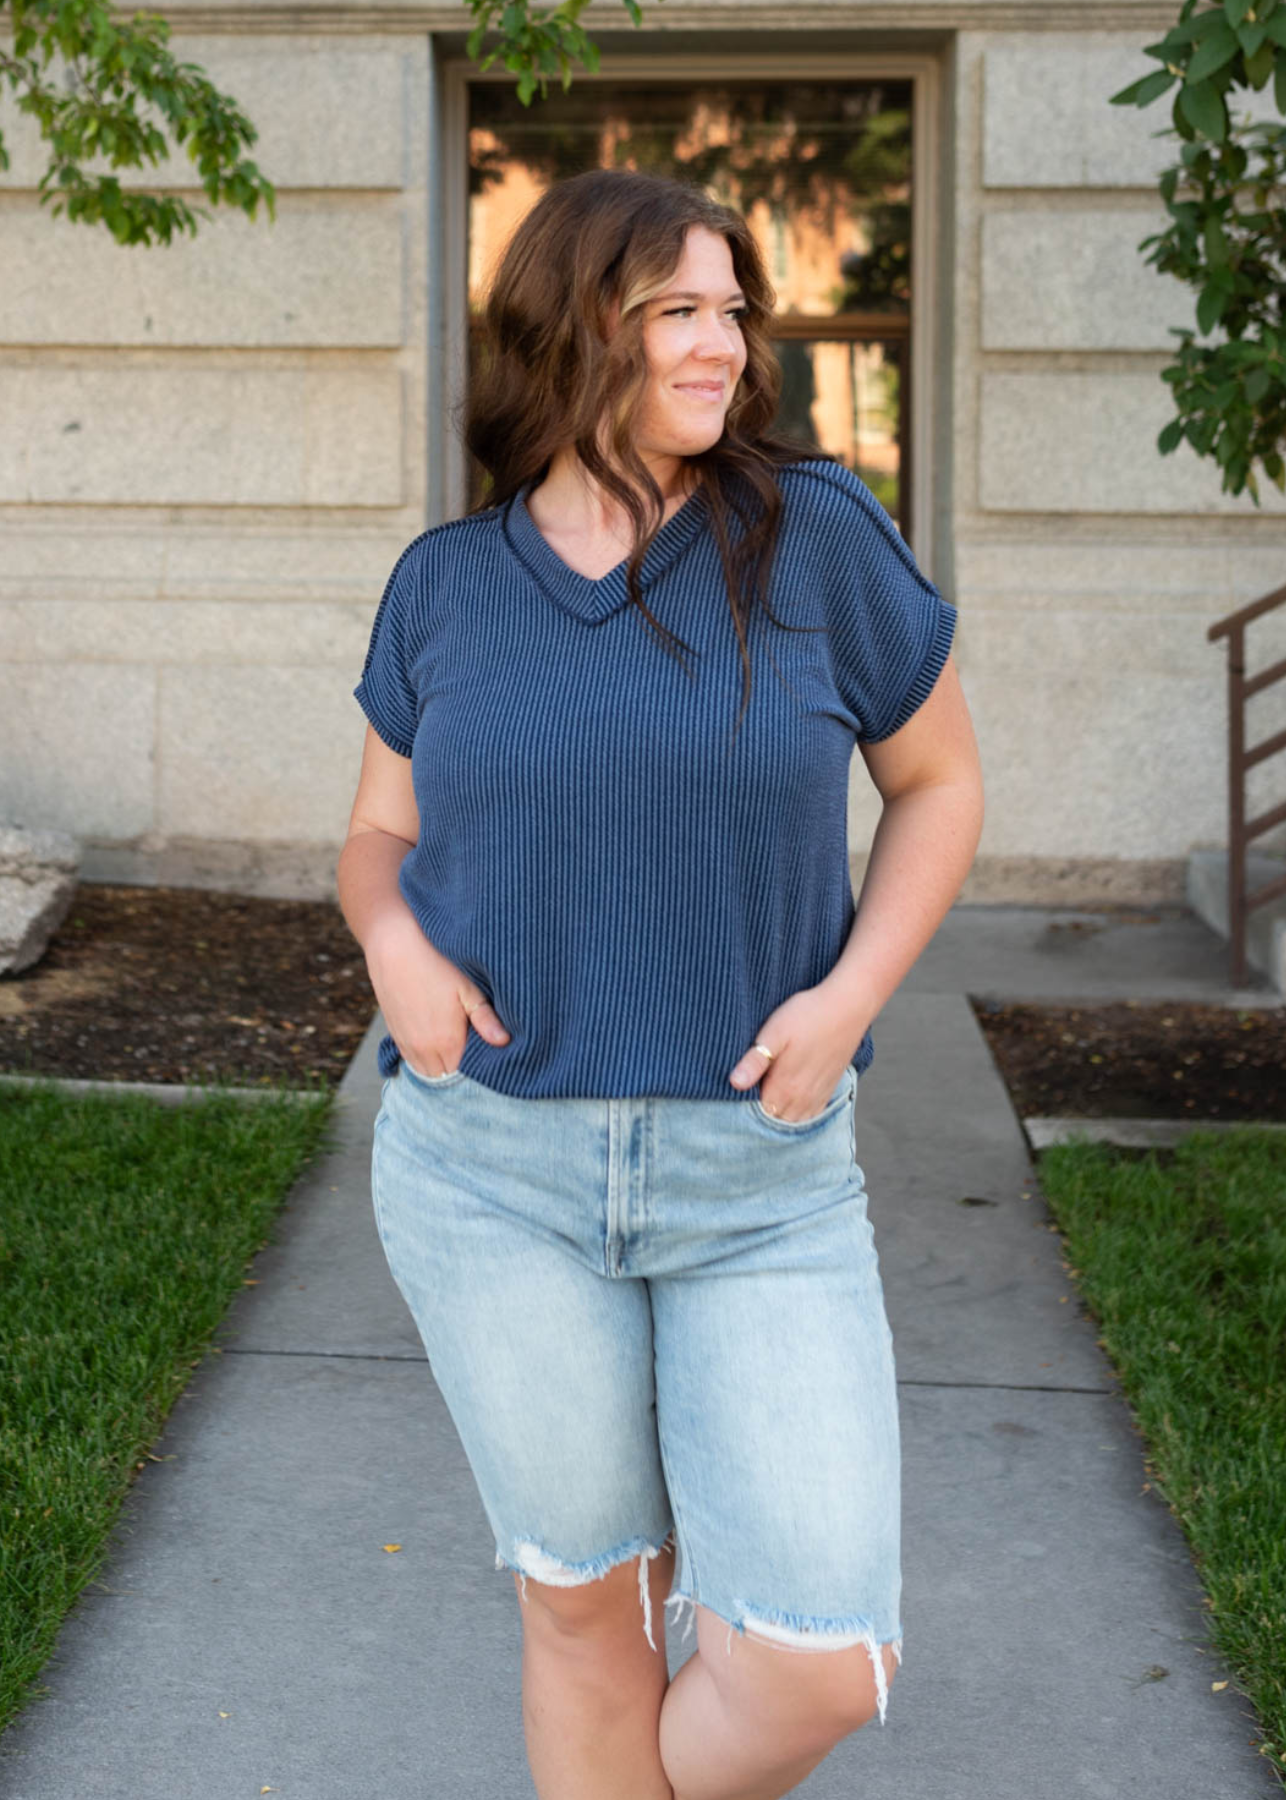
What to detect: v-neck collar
<box><xmin>501</xmin><ymin>477</ymin><xmax>710</xmax><ymax>624</ymax></box>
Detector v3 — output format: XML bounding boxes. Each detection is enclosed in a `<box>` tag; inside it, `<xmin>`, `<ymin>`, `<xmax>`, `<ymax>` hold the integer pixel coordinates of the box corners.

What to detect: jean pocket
<box><xmin>749</xmin><ymin>1064</ymin><xmax>854</xmax><ymax>1134</ymax></box>
<box><xmin>399</xmin><ymin>1059</ymin><xmax>467</xmax><ymax>1091</ymax></box>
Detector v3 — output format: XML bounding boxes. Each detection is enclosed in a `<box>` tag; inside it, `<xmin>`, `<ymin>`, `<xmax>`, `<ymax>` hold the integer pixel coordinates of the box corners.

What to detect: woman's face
<box><xmin>633</xmin><ymin>225</ymin><xmax>750</xmax><ymax>464</ymax></box>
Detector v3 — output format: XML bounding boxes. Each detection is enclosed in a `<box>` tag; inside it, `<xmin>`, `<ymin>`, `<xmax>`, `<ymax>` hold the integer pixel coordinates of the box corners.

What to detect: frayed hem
<box><xmin>495</xmin><ymin>1527</ymin><xmax>676</xmax><ymax>1651</ymax></box>
<box><xmin>664</xmin><ymin>1589</ymin><xmax>903</xmax><ymax>1727</ymax></box>
<box><xmin>664</xmin><ymin>1588</ymin><xmax>700</xmax><ymax>1646</ymax></box>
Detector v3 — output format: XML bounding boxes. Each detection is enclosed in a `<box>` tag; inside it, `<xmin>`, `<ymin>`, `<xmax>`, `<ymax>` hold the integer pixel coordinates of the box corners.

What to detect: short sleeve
<box><xmin>353</xmin><ymin>538</ymin><xmax>426</xmax><ymax>758</ymax></box>
<box><xmin>811</xmin><ymin>465</ymin><xmax>957</xmax><ymax>745</ymax></box>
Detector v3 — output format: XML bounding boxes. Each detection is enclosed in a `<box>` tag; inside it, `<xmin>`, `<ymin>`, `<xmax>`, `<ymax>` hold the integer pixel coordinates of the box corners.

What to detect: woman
<box><xmin>337</xmin><ymin>167</ymin><xmax>984</xmax><ymax>1800</ymax></box>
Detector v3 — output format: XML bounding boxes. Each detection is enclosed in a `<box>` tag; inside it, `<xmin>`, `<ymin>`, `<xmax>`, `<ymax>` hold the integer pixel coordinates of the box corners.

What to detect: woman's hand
<box><xmin>365</xmin><ymin>913</ymin><xmax>510</xmax><ymax>1078</ymax></box>
<box><xmin>728</xmin><ymin>985</ymin><xmax>865</xmax><ymax>1121</ymax></box>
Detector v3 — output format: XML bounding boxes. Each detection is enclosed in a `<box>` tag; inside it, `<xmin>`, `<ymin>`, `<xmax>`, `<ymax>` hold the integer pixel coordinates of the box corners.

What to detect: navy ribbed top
<box><xmin>354</xmin><ymin>458</ymin><xmax>957</xmax><ymax>1100</ymax></box>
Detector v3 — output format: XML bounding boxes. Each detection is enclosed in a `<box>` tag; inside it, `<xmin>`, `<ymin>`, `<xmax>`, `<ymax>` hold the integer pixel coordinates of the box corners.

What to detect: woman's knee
<box><xmin>513</xmin><ymin>1541</ymin><xmax>675</xmax><ymax>1649</ymax></box>
<box><xmin>696</xmin><ymin>1605</ymin><xmax>899</xmax><ymax>1739</ymax></box>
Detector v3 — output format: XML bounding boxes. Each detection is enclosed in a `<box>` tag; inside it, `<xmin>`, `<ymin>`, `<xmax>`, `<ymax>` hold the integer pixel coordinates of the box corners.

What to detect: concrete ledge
<box><xmin>1024</xmin><ymin>1114</ymin><xmax>1286</xmax><ymax>1152</ymax></box>
<box><xmin>0</xmin><ymin>1072</ymin><xmax>327</xmax><ymax>1106</ymax></box>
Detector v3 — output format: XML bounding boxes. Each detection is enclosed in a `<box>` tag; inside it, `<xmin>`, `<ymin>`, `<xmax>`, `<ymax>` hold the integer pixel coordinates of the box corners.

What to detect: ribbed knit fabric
<box><xmin>354</xmin><ymin>457</ymin><xmax>957</xmax><ymax>1100</ymax></box>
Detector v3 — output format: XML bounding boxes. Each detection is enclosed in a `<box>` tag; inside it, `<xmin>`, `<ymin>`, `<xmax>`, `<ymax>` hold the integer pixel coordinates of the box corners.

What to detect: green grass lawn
<box><xmin>0</xmin><ymin>1077</ymin><xmax>336</xmax><ymax>1734</ymax></box>
<box><xmin>1036</xmin><ymin>1126</ymin><xmax>1286</xmax><ymax>1782</ymax></box>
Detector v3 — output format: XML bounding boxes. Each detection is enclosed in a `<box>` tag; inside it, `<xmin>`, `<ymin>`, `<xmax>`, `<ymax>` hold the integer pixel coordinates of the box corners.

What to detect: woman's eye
<box><xmin>663</xmin><ymin>307</ymin><xmax>748</xmax><ymax>322</ymax></box>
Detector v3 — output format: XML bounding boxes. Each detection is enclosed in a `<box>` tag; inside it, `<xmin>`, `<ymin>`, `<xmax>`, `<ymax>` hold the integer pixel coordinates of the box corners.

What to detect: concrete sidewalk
<box><xmin>1</xmin><ymin>905</ymin><xmax>1279</xmax><ymax>1799</ymax></box>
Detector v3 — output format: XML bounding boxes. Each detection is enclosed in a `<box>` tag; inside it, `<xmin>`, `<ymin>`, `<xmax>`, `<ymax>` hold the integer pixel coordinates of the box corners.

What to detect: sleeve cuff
<box><xmin>861</xmin><ymin>595</ymin><xmax>957</xmax><ymax>744</ymax></box>
<box><xmin>353</xmin><ymin>679</ymin><xmax>415</xmax><ymax>758</ymax></box>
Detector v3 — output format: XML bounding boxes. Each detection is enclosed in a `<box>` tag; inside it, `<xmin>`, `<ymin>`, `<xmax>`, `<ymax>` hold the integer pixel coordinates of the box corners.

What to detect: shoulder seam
<box><xmin>427</xmin><ymin>506</ymin><xmax>504</xmax><ymax>540</ymax></box>
<box><xmin>385</xmin><ymin>510</ymin><xmax>504</xmax><ymax>648</ymax></box>
<box><xmin>778</xmin><ymin>459</ymin><xmax>946</xmax><ymax>600</ymax></box>
<box><xmin>395</xmin><ymin>506</ymin><xmax>501</xmax><ymax>562</ymax></box>
<box><xmin>776</xmin><ymin>458</ymin><xmax>872</xmax><ymax>500</ymax></box>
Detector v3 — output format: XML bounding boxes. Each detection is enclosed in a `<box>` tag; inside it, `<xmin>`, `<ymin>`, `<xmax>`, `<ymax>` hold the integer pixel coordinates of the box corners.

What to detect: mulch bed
<box><xmin>0</xmin><ymin>884</ymin><xmax>1283</xmax><ymax>1117</ymax></box>
<box><xmin>0</xmin><ymin>883</ymin><xmax>372</xmax><ymax>1090</ymax></box>
<box><xmin>974</xmin><ymin>998</ymin><xmax>1285</xmax><ymax>1123</ymax></box>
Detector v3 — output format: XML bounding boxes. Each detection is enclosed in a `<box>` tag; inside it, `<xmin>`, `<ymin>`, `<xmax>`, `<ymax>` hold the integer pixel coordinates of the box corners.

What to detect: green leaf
<box><xmin>1224</xmin><ymin>0</ymin><xmax>1251</xmax><ymax>24</ymax></box>
<box><xmin>1189</xmin><ymin>417</ymin><xmax>1219</xmax><ymax>458</ymax></box>
<box><xmin>1265</xmin><ymin>451</ymin><xmax>1285</xmax><ymax>489</ymax></box>
<box><xmin>1198</xmin><ymin>280</ymin><xmax>1231</xmax><ymax>332</ymax></box>
<box><xmin>1174</xmin><ymin>5</ymin><xmax>1232</xmax><ymax>44</ymax></box>
<box><xmin>1204</xmin><ymin>212</ymin><xmax>1229</xmax><ymax>265</ymax></box>
<box><xmin>1264</xmin><ymin>7</ymin><xmax>1286</xmax><ymax>41</ymax></box>
<box><xmin>1186</xmin><ymin>22</ymin><xmax>1239</xmax><ymax>83</ymax></box>
<box><xmin>1179</xmin><ymin>78</ymin><xmax>1228</xmax><ymax>139</ymax></box>
<box><xmin>1136</xmin><ymin>68</ymin><xmax>1179</xmax><ymax>104</ymax></box>
<box><xmin>1237</xmin><ymin>19</ymin><xmax>1268</xmax><ymax>53</ymax></box>
<box><xmin>1276</xmin><ymin>47</ymin><xmax>1286</xmax><ymax>109</ymax></box>
<box><xmin>1111</xmin><ymin>70</ymin><xmax>1167</xmax><ymax>104</ymax></box>
<box><xmin>1245</xmin><ymin>39</ymin><xmax>1276</xmax><ymax>82</ymax></box>
<box><xmin>1158</xmin><ymin>418</ymin><xmax>1185</xmax><ymax>453</ymax></box>
<box><xmin>1245</xmin><ymin>365</ymin><xmax>1274</xmax><ymax>402</ymax></box>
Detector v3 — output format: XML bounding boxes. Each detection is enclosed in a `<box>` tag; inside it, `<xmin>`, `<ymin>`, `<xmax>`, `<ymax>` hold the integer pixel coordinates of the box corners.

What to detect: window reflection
<box><xmin>467</xmin><ymin>79</ymin><xmax>913</xmax><ymax>531</ymax></box>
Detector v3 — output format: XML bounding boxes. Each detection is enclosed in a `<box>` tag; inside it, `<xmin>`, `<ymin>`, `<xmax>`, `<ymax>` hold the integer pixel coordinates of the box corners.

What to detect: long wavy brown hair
<box><xmin>461</xmin><ymin>167</ymin><xmax>840</xmax><ymax>739</ymax></box>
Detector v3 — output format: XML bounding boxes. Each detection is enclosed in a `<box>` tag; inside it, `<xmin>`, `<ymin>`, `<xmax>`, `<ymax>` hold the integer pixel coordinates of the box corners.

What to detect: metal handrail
<box><xmin>1208</xmin><ymin>581</ymin><xmax>1286</xmax><ymax>986</ymax></box>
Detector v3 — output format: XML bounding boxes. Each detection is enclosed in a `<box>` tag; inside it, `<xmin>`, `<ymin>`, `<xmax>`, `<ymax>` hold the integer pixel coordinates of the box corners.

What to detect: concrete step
<box><xmin>1186</xmin><ymin>847</ymin><xmax>1286</xmax><ymax>998</ymax></box>
<box><xmin>1025</xmin><ymin>1114</ymin><xmax>1286</xmax><ymax>1151</ymax></box>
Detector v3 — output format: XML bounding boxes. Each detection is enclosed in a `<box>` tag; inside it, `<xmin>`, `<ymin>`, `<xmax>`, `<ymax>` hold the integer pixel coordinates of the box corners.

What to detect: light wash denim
<box><xmin>370</xmin><ymin>1056</ymin><xmax>903</xmax><ymax>1724</ymax></box>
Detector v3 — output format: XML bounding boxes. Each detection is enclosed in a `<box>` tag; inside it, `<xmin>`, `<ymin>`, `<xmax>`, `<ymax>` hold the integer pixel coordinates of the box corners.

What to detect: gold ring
<box><xmin>750</xmin><ymin>1042</ymin><xmax>775</xmax><ymax>1061</ymax></box>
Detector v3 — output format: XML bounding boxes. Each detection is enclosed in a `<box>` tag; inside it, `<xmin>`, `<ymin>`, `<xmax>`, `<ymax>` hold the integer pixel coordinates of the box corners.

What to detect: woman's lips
<box><xmin>675</xmin><ymin>383</ymin><xmax>724</xmax><ymax>401</ymax></box>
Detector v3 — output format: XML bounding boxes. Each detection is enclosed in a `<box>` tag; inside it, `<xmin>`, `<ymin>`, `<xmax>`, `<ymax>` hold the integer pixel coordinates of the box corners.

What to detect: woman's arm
<box><xmin>819</xmin><ymin>652</ymin><xmax>984</xmax><ymax>1034</ymax></box>
<box><xmin>727</xmin><ymin>653</ymin><xmax>983</xmax><ymax>1108</ymax></box>
<box><xmin>336</xmin><ymin>727</ymin><xmax>510</xmax><ymax>1075</ymax></box>
<box><xmin>336</xmin><ymin>723</ymin><xmax>420</xmax><ymax>944</ymax></box>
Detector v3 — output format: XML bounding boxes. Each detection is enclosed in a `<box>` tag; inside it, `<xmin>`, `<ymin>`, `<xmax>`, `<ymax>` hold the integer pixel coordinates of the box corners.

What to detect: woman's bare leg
<box><xmin>514</xmin><ymin>1544</ymin><xmax>895</xmax><ymax>1800</ymax></box>
<box><xmin>657</xmin><ymin>1608</ymin><xmax>899</xmax><ymax>1800</ymax></box>
<box><xmin>514</xmin><ymin>1542</ymin><xmax>677</xmax><ymax>1800</ymax></box>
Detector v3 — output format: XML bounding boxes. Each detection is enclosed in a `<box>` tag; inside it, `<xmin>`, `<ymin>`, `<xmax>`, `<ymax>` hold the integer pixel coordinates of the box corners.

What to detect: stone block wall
<box><xmin>2</xmin><ymin>17</ymin><xmax>1283</xmax><ymax>906</ymax></box>
<box><xmin>0</xmin><ymin>36</ymin><xmax>429</xmax><ymax>896</ymax></box>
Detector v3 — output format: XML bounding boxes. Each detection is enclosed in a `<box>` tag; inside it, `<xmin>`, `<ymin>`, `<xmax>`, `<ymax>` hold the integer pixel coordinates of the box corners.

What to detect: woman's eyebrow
<box><xmin>655</xmin><ymin>288</ymin><xmax>748</xmax><ymax>304</ymax></box>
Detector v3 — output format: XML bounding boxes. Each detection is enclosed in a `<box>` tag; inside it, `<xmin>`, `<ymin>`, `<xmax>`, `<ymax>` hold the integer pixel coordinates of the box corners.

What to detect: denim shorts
<box><xmin>369</xmin><ymin>1056</ymin><xmax>903</xmax><ymax>1725</ymax></box>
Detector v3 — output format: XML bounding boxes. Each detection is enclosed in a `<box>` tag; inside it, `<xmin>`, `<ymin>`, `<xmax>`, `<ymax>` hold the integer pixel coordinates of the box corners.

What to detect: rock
<box><xmin>0</xmin><ymin>824</ymin><xmax>82</xmax><ymax>976</ymax></box>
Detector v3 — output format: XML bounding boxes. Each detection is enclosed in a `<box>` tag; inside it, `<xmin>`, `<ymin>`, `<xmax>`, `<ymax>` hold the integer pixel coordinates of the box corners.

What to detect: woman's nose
<box><xmin>698</xmin><ymin>313</ymin><xmax>739</xmax><ymax>356</ymax></box>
